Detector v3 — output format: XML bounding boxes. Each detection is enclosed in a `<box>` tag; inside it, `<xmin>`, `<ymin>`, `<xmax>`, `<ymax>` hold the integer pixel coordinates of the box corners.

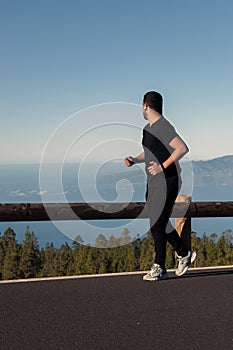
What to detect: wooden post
<box><xmin>176</xmin><ymin>195</ymin><xmax>192</xmax><ymax>251</ymax></box>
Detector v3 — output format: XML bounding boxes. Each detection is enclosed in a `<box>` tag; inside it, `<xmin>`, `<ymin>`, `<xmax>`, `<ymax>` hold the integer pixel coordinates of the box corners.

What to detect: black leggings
<box><xmin>146</xmin><ymin>175</ymin><xmax>188</xmax><ymax>269</ymax></box>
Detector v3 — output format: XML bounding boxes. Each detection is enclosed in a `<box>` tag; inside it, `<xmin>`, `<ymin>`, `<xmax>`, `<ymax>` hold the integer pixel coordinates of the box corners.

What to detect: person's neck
<box><xmin>147</xmin><ymin>111</ymin><xmax>162</xmax><ymax>126</ymax></box>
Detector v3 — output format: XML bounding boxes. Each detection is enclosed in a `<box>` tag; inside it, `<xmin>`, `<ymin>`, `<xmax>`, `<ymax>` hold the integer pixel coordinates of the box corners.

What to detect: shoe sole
<box><xmin>143</xmin><ymin>273</ymin><xmax>168</xmax><ymax>281</ymax></box>
<box><xmin>175</xmin><ymin>265</ymin><xmax>189</xmax><ymax>277</ymax></box>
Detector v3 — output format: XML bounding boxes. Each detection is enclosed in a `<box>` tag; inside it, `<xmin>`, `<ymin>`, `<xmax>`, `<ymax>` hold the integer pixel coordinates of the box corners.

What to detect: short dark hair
<box><xmin>143</xmin><ymin>91</ymin><xmax>163</xmax><ymax>114</ymax></box>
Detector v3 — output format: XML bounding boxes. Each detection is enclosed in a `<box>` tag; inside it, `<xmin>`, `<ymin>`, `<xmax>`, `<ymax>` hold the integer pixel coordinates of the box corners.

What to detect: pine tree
<box><xmin>98</xmin><ymin>261</ymin><xmax>107</xmax><ymax>274</ymax></box>
<box><xmin>1</xmin><ymin>228</ymin><xmax>20</xmax><ymax>280</ymax></box>
<box><xmin>191</xmin><ymin>232</ymin><xmax>207</xmax><ymax>267</ymax></box>
<box><xmin>19</xmin><ymin>227</ymin><xmax>41</xmax><ymax>278</ymax></box>
<box><xmin>119</xmin><ymin>228</ymin><xmax>131</xmax><ymax>246</ymax></box>
<box><xmin>2</xmin><ymin>244</ymin><xmax>20</xmax><ymax>280</ymax></box>
<box><xmin>131</xmin><ymin>235</ymin><xmax>142</xmax><ymax>270</ymax></box>
<box><xmin>223</xmin><ymin>229</ymin><xmax>233</xmax><ymax>265</ymax></box>
<box><xmin>216</xmin><ymin>233</ymin><xmax>227</xmax><ymax>265</ymax></box>
<box><xmin>73</xmin><ymin>243</ymin><xmax>90</xmax><ymax>275</ymax></box>
<box><xmin>210</xmin><ymin>232</ymin><xmax>218</xmax><ymax>244</ymax></box>
<box><xmin>139</xmin><ymin>232</ymin><xmax>154</xmax><ymax>270</ymax></box>
<box><xmin>224</xmin><ymin>229</ymin><xmax>233</xmax><ymax>246</ymax></box>
<box><xmin>191</xmin><ymin>231</ymin><xmax>201</xmax><ymax>267</ymax></box>
<box><xmin>73</xmin><ymin>235</ymin><xmax>84</xmax><ymax>245</ymax></box>
<box><xmin>107</xmin><ymin>247</ymin><xmax>120</xmax><ymax>272</ymax></box>
<box><xmin>40</xmin><ymin>242</ymin><xmax>61</xmax><ymax>277</ymax></box>
<box><xmin>94</xmin><ymin>248</ymin><xmax>108</xmax><ymax>274</ymax></box>
<box><xmin>106</xmin><ymin>235</ymin><xmax>119</xmax><ymax>248</ymax></box>
<box><xmin>85</xmin><ymin>247</ymin><xmax>97</xmax><ymax>274</ymax></box>
<box><xmin>122</xmin><ymin>244</ymin><xmax>137</xmax><ymax>272</ymax></box>
<box><xmin>95</xmin><ymin>234</ymin><xmax>107</xmax><ymax>248</ymax></box>
<box><xmin>0</xmin><ymin>233</ymin><xmax>4</xmax><ymax>279</ymax></box>
<box><xmin>59</xmin><ymin>242</ymin><xmax>74</xmax><ymax>276</ymax></box>
<box><xmin>206</xmin><ymin>235</ymin><xmax>218</xmax><ymax>266</ymax></box>
<box><xmin>166</xmin><ymin>243</ymin><xmax>176</xmax><ymax>269</ymax></box>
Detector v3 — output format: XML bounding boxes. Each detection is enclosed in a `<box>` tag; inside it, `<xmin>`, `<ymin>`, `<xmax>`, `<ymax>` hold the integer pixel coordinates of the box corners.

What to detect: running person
<box><xmin>125</xmin><ymin>91</ymin><xmax>196</xmax><ymax>280</ymax></box>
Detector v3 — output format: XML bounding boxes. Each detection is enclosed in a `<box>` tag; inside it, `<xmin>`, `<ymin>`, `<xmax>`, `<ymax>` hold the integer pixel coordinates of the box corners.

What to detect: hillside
<box><xmin>98</xmin><ymin>155</ymin><xmax>233</xmax><ymax>188</ymax></box>
<box><xmin>192</xmin><ymin>155</ymin><xmax>233</xmax><ymax>186</ymax></box>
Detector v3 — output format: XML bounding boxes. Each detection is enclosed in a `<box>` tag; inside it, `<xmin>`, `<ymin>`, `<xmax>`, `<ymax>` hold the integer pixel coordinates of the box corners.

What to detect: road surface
<box><xmin>0</xmin><ymin>268</ymin><xmax>233</xmax><ymax>350</ymax></box>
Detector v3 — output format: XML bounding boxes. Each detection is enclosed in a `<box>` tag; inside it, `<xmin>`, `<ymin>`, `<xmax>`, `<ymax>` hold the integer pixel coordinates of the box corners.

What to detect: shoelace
<box><xmin>177</xmin><ymin>256</ymin><xmax>185</xmax><ymax>265</ymax></box>
<box><xmin>149</xmin><ymin>264</ymin><xmax>160</xmax><ymax>275</ymax></box>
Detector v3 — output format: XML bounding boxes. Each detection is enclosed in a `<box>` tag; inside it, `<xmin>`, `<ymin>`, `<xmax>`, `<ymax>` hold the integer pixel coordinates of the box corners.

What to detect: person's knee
<box><xmin>151</xmin><ymin>217</ymin><xmax>167</xmax><ymax>235</ymax></box>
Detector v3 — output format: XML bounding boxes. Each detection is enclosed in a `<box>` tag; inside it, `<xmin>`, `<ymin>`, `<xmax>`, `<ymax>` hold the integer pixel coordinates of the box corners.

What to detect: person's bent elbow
<box><xmin>183</xmin><ymin>144</ymin><xmax>189</xmax><ymax>155</ymax></box>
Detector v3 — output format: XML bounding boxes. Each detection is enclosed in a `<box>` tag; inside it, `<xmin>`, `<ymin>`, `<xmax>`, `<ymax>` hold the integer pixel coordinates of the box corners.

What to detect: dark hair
<box><xmin>143</xmin><ymin>91</ymin><xmax>163</xmax><ymax>114</ymax></box>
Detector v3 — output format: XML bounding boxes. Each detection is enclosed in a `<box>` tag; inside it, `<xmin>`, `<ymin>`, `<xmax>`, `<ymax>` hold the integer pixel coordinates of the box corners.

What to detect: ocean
<box><xmin>0</xmin><ymin>163</ymin><xmax>232</xmax><ymax>248</ymax></box>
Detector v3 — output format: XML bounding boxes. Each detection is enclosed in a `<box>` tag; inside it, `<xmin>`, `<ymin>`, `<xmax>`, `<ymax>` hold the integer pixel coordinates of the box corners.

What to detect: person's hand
<box><xmin>148</xmin><ymin>161</ymin><xmax>163</xmax><ymax>175</ymax></box>
<box><xmin>124</xmin><ymin>156</ymin><xmax>135</xmax><ymax>167</ymax></box>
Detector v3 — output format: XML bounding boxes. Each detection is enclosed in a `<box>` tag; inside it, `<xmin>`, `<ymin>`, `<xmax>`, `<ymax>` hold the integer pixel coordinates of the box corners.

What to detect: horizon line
<box><xmin>0</xmin><ymin>154</ymin><xmax>232</xmax><ymax>166</ymax></box>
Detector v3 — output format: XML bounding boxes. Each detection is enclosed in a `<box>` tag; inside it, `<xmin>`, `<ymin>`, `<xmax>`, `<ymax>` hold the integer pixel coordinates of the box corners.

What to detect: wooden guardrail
<box><xmin>0</xmin><ymin>200</ymin><xmax>232</xmax><ymax>250</ymax></box>
<box><xmin>0</xmin><ymin>201</ymin><xmax>232</xmax><ymax>222</ymax></box>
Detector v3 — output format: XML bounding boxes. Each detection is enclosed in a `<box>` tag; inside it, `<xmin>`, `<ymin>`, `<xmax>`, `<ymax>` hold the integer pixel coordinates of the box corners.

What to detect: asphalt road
<box><xmin>0</xmin><ymin>268</ymin><xmax>233</xmax><ymax>350</ymax></box>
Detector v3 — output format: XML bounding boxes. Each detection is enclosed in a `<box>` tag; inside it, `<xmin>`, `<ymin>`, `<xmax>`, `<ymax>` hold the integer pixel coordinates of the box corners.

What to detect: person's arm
<box><xmin>124</xmin><ymin>152</ymin><xmax>145</xmax><ymax>167</ymax></box>
<box><xmin>130</xmin><ymin>152</ymin><xmax>145</xmax><ymax>164</ymax></box>
<box><xmin>162</xmin><ymin>136</ymin><xmax>189</xmax><ymax>169</ymax></box>
<box><xmin>148</xmin><ymin>136</ymin><xmax>188</xmax><ymax>175</ymax></box>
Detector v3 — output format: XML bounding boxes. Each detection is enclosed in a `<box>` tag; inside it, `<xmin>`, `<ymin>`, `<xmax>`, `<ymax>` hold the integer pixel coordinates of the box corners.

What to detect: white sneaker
<box><xmin>175</xmin><ymin>250</ymin><xmax>197</xmax><ymax>277</ymax></box>
<box><xmin>143</xmin><ymin>264</ymin><xmax>168</xmax><ymax>281</ymax></box>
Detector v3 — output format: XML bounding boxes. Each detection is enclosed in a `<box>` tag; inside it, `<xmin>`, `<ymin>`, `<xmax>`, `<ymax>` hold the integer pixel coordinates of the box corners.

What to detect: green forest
<box><xmin>0</xmin><ymin>226</ymin><xmax>232</xmax><ymax>280</ymax></box>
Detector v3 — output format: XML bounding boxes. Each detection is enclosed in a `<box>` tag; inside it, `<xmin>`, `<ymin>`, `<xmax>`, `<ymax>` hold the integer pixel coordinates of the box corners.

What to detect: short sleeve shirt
<box><xmin>142</xmin><ymin>116</ymin><xmax>181</xmax><ymax>185</ymax></box>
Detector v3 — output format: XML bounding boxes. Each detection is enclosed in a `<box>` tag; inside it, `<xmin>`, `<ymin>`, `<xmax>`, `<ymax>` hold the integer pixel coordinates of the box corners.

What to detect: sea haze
<box><xmin>0</xmin><ymin>157</ymin><xmax>232</xmax><ymax>247</ymax></box>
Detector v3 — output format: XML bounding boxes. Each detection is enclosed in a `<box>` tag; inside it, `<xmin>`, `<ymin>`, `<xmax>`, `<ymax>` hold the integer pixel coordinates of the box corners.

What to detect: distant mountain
<box><xmin>96</xmin><ymin>155</ymin><xmax>233</xmax><ymax>204</ymax></box>
<box><xmin>98</xmin><ymin>155</ymin><xmax>233</xmax><ymax>188</ymax></box>
<box><xmin>192</xmin><ymin>155</ymin><xmax>233</xmax><ymax>186</ymax></box>
<box><xmin>0</xmin><ymin>156</ymin><xmax>232</xmax><ymax>205</ymax></box>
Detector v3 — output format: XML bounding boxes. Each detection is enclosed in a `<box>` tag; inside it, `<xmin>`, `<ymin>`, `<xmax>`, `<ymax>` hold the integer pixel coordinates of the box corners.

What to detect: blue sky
<box><xmin>1</xmin><ymin>0</ymin><xmax>233</xmax><ymax>163</ymax></box>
